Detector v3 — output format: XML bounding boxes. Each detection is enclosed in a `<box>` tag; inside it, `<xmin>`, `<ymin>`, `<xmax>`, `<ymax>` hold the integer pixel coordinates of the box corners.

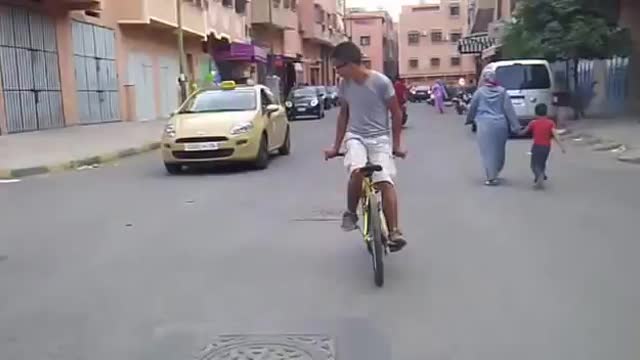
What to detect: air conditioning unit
<box><xmin>421</xmin><ymin>31</ymin><xmax>428</xmax><ymax>36</ymax></box>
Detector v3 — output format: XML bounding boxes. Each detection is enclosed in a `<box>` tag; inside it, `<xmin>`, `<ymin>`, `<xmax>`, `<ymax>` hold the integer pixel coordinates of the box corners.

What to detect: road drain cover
<box><xmin>198</xmin><ymin>334</ymin><xmax>336</xmax><ymax>360</ymax></box>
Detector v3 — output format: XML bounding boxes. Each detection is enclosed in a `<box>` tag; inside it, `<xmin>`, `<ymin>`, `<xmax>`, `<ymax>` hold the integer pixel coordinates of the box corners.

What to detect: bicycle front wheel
<box><xmin>368</xmin><ymin>195</ymin><xmax>384</xmax><ymax>287</ymax></box>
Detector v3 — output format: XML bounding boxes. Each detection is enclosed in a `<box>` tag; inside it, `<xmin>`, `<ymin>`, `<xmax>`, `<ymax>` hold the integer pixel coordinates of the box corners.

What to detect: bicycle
<box><xmin>336</xmin><ymin>145</ymin><xmax>390</xmax><ymax>287</ymax></box>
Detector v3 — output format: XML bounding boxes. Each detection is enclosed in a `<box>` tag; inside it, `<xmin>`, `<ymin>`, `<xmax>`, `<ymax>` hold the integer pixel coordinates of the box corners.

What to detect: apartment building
<box><xmin>398</xmin><ymin>0</ymin><xmax>475</xmax><ymax>85</ymax></box>
<box><xmin>344</xmin><ymin>9</ymin><xmax>399</xmax><ymax>80</ymax></box>
<box><xmin>0</xmin><ymin>0</ymin><xmax>348</xmax><ymax>135</ymax></box>
<box><xmin>0</xmin><ymin>0</ymin><xmax>252</xmax><ymax>134</ymax></box>
<box><xmin>298</xmin><ymin>0</ymin><xmax>348</xmax><ymax>86</ymax></box>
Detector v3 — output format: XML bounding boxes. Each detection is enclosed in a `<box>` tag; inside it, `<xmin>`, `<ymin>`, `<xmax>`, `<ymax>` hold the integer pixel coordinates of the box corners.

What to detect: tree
<box><xmin>502</xmin><ymin>0</ymin><xmax>630</xmax><ymax>117</ymax></box>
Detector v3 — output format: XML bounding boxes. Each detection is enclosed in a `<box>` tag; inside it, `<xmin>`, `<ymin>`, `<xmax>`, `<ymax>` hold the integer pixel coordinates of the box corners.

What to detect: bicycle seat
<box><xmin>360</xmin><ymin>164</ymin><xmax>383</xmax><ymax>176</ymax></box>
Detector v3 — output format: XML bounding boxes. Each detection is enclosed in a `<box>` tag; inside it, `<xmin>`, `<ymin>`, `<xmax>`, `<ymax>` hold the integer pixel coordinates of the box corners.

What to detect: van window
<box><xmin>495</xmin><ymin>64</ymin><xmax>551</xmax><ymax>90</ymax></box>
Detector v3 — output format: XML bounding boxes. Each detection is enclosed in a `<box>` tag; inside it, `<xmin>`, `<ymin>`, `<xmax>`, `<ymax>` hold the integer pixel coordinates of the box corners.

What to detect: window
<box><xmin>235</xmin><ymin>0</ymin><xmax>247</xmax><ymax>14</ymax></box>
<box><xmin>451</xmin><ymin>57</ymin><xmax>461</xmax><ymax>66</ymax></box>
<box><xmin>430</xmin><ymin>57</ymin><xmax>440</xmax><ymax>67</ymax></box>
<box><xmin>450</xmin><ymin>32</ymin><xmax>462</xmax><ymax>43</ymax></box>
<box><xmin>261</xmin><ymin>89</ymin><xmax>275</xmax><ymax>110</ymax></box>
<box><xmin>450</xmin><ymin>5</ymin><xmax>460</xmax><ymax>17</ymax></box>
<box><xmin>291</xmin><ymin>0</ymin><xmax>297</xmax><ymax>11</ymax></box>
<box><xmin>222</xmin><ymin>0</ymin><xmax>233</xmax><ymax>8</ymax></box>
<box><xmin>272</xmin><ymin>0</ymin><xmax>281</xmax><ymax>8</ymax></box>
<box><xmin>360</xmin><ymin>36</ymin><xmax>371</xmax><ymax>46</ymax></box>
<box><xmin>431</xmin><ymin>30</ymin><xmax>443</xmax><ymax>43</ymax></box>
<box><xmin>408</xmin><ymin>32</ymin><xmax>420</xmax><ymax>45</ymax></box>
<box><xmin>362</xmin><ymin>60</ymin><xmax>372</xmax><ymax>69</ymax></box>
<box><xmin>283</xmin><ymin>0</ymin><xmax>289</xmax><ymax>9</ymax></box>
<box><xmin>409</xmin><ymin>59</ymin><xmax>419</xmax><ymax>68</ymax></box>
<box><xmin>495</xmin><ymin>64</ymin><xmax>551</xmax><ymax>90</ymax></box>
<box><xmin>314</xmin><ymin>5</ymin><xmax>325</xmax><ymax>24</ymax></box>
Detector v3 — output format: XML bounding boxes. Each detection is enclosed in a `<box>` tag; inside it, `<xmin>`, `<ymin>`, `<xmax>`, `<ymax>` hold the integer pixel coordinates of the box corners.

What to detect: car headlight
<box><xmin>310</xmin><ymin>99</ymin><xmax>319</xmax><ymax>107</ymax></box>
<box><xmin>164</xmin><ymin>124</ymin><xmax>176</xmax><ymax>138</ymax></box>
<box><xmin>285</xmin><ymin>101</ymin><xmax>293</xmax><ymax>108</ymax></box>
<box><xmin>230</xmin><ymin>122</ymin><xmax>254</xmax><ymax>135</ymax></box>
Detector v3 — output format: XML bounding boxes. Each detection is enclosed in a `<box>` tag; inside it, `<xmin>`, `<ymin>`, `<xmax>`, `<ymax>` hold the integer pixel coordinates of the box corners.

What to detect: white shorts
<box><xmin>343</xmin><ymin>132</ymin><xmax>397</xmax><ymax>184</ymax></box>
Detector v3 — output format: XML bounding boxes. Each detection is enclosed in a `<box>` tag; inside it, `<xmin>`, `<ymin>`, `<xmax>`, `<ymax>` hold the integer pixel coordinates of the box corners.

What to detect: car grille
<box><xmin>172</xmin><ymin>149</ymin><xmax>234</xmax><ymax>159</ymax></box>
<box><xmin>176</xmin><ymin>136</ymin><xmax>228</xmax><ymax>143</ymax></box>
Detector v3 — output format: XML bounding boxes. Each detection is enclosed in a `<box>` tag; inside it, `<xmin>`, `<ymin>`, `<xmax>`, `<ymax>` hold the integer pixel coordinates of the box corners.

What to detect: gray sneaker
<box><xmin>388</xmin><ymin>229</ymin><xmax>407</xmax><ymax>252</ymax></box>
<box><xmin>341</xmin><ymin>211</ymin><xmax>359</xmax><ymax>232</ymax></box>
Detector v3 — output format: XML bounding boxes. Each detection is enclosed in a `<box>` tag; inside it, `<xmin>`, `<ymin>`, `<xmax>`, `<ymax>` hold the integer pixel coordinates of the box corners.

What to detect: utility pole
<box><xmin>177</xmin><ymin>0</ymin><xmax>188</xmax><ymax>102</ymax></box>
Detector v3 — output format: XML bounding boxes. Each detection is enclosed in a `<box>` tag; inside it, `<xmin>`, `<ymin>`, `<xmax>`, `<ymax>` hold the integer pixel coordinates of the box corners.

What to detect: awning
<box><xmin>214</xmin><ymin>43</ymin><xmax>268</xmax><ymax>63</ymax></box>
<box><xmin>458</xmin><ymin>33</ymin><xmax>496</xmax><ymax>55</ymax></box>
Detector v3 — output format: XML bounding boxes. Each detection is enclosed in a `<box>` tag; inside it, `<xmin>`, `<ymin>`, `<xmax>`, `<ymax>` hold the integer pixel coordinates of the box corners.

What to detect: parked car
<box><xmin>327</xmin><ymin>86</ymin><xmax>340</xmax><ymax>106</ymax></box>
<box><xmin>489</xmin><ymin>59</ymin><xmax>557</xmax><ymax>126</ymax></box>
<box><xmin>410</xmin><ymin>85</ymin><xmax>430</xmax><ymax>102</ymax></box>
<box><xmin>285</xmin><ymin>87</ymin><xmax>325</xmax><ymax>120</ymax></box>
<box><xmin>314</xmin><ymin>86</ymin><xmax>332</xmax><ymax>109</ymax></box>
<box><xmin>161</xmin><ymin>81</ymin><xmax>290</xmax><ymax>173</ymax></box>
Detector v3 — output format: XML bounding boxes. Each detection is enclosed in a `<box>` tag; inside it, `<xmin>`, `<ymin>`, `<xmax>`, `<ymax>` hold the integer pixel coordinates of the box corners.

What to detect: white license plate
<box><xmin>184</xmin><ymin>142</ymin><xmax>219</xmax><ymax>151</ymax></box>
<box><xmin>297</xmin><ymin>107</ymin><xmax>306</xmax><ymax>112</ymax></box>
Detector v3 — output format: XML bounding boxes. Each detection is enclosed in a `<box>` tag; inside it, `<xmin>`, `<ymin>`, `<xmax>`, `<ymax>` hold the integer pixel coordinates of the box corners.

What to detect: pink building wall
<box><xmin>346</xmin><ymin>14</ymin><xmax>385</xmax><ymax>73</ymax></box>
<box><xmin>398</xmin><ymin>0</ymin><xmax>475</xmax><ymax>85</ymax></box>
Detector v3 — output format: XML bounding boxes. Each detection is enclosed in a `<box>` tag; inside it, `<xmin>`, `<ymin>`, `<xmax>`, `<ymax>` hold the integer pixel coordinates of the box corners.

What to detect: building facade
<box><xmin>0</xmin><ymin>0</ymin><xmax>346</xmax><ymax>135</ymax></box>
<box><xmin>298</xmin><ymin>0</ymin><xmax>347</xmax><ymax>86</ymax></box>
<box><xmin>398</xmin><ymin>1</ymin><xmax>475</xmax><ymax>86</ymax></box>
<box><xmin>344</xmin><ymin>10</ymin><xmax>398</xmax><ymax>80</ymax></box>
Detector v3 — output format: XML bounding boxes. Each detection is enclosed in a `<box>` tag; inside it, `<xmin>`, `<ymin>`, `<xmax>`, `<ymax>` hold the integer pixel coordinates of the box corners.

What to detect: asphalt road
<box><xmin>1</xmin><ymin>104</ymin><xmax>640</xmax><ymax>360</ymax></box>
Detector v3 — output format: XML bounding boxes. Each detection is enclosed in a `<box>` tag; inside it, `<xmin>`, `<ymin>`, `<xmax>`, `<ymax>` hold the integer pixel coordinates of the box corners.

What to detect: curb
<box><xmin>0</xmin><ymin>141</ymin><xmax>161</xmax><ymax>179</ymax></box>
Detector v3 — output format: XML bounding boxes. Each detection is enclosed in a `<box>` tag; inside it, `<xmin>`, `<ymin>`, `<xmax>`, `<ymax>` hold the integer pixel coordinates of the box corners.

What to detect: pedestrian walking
<box><xmin>432</xmin><ymin>80</ymin><xmax>446</xmax><ymax>114</ymax></box>
<box><xmin>519</xmin><ymin>104</ymin><xmax>566</xmax><ymax>188</ymax></box>
<box><xmin>466</xmin><ymin>69</ymin><xmax>522</xmax><ymax>186</ymax></box>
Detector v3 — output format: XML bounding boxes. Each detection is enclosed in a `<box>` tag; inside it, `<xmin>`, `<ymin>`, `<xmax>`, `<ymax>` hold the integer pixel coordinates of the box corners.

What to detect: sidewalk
<box><xmin>561</xmin><ymin>116</ymin><xmax>640</xmax><ymax>164</ymax></box>
<box><xmin>0</xmin><ymin>120</ymin><xmax>165</xmax><ymax>179</ymax></box>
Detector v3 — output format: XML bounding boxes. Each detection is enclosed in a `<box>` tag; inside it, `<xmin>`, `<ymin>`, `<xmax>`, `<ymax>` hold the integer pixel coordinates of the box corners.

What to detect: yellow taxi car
<box><xmin>161</xmin><ymin>81</ymin><xmax>291</xmax><ymax>173</ymax></box>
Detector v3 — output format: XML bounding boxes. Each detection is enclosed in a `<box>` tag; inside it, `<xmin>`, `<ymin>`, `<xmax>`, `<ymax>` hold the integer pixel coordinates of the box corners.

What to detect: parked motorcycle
<box><xmin>453</xmin><ymin>92</ymin><xmax>472</xmax><ymax>115</ymax></box>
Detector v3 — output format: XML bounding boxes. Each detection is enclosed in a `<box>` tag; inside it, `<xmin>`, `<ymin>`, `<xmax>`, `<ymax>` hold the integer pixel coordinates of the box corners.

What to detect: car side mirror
<box><xmin>266</xmin><ymin>104</ymin><xmax>280</xmax><ymax>116</ymax></box>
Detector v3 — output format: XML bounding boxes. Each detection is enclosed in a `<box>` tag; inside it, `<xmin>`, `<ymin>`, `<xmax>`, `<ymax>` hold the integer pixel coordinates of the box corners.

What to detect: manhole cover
<box><xmin>198</xmin><ymin>334</ymin><xmax>335</xmax><ymax>360</ymax></box>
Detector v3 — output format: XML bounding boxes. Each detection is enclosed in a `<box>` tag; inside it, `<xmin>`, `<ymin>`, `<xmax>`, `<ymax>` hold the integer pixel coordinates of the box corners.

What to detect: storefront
<box><xmin>212</xmin><ymin>42</ymin><xmax>268</xmax><ymax>85</ymax></box>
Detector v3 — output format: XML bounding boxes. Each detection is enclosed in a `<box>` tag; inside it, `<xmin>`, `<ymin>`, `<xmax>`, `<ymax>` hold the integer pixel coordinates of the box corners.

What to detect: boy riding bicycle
<box><xmin>324</xmin><ymin>42</ymin><xmax>408</xmax><ymax>252</ymax></box>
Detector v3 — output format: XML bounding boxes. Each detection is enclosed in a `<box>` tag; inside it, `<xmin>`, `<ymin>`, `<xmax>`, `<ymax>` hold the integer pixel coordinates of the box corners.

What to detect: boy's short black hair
<box><xmin>535</xmin><ymin>103</ymin><xmax>548</xmax><ymax>117</ymax></box>
<box><xmin>331</xmin><ymin>42</ymin><xmax>362</xmax><ymax>65</ymax></box>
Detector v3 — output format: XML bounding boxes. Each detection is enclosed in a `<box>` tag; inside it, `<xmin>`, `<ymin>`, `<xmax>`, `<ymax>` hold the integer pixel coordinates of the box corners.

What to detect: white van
<box><xmin>484</xmin><ymin>59</ymin><xmax>557</xmax><ymax>125</ymax></box>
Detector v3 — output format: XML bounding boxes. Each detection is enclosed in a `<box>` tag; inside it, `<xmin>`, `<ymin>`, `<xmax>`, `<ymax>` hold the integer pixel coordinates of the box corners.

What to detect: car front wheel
<box><xmin>254</xmin><ymin>135</ymin><xmax>270</xmax><ymax>170</ymax></box>
<box><xmin>164</xmin><ymin>163</ymin><xmax>182</xmax><ymax>175</ymax></box>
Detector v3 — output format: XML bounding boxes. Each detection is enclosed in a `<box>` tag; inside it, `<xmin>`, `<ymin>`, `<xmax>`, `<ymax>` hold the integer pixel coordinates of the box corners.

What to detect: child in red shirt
<box><xmin>520</xmin><ymin>104</ymin><xmax>566</xmax><ymax>188</ymax></box>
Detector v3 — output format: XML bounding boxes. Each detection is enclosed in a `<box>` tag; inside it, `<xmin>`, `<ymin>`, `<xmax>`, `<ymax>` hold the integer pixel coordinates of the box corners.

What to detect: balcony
<box><xmin>251</xmin><ymin>0</ymin><xmax>297</xmax><ymax>30</ymax></box>
<box><xmin>59</xmin><ymin>0</ymin><xmax>101</xmax><ymax>11</ymax></box>
<box><xmin>117</xmin><ymin>0</ymin><xmax>207</xmax><ymax>38</ymax></box>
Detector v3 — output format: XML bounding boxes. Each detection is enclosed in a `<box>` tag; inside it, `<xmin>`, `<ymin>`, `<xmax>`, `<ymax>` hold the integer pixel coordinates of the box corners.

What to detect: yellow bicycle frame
<box><xmin>359</xmin><ymin>176</ymin><xmax>389</xmax><ymax>245</ymax></box>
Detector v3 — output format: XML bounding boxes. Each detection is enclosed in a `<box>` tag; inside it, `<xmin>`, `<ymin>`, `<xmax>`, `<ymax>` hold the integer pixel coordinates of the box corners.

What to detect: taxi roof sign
<box><xmin>220</xmin><ymin>80</ymin><xmax>237</xmax><ymax>90</ymax></box>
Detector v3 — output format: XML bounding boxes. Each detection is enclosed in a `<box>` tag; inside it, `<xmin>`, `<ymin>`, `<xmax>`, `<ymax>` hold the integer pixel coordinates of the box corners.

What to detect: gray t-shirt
<box><xmin>339</xmin><ymin>70</ymin><xmax>395</xmax><ymax>138</ymax></box>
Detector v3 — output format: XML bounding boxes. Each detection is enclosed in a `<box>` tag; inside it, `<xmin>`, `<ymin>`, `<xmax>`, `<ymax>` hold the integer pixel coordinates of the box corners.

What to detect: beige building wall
<box><xmin>345</xmin><ymin>12</ymin><xmax>387</xmax><ymax>74</ymax></box>
<box><xmin>399</xmin><ymin>0</ymin><xmax>475</xmax><ymax>85</ymax></box>
<box><xmin>0</xmin><ymin>0</ymin><xmax>208</xmax><ymax>133</ymax></box>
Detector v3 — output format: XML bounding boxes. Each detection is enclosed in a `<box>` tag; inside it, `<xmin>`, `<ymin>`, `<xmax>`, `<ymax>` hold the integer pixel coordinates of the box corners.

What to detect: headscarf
<box><xmin>481</xmin><ymin>69</ymin><xmax>499</xmax><ymax>87</ymax></box>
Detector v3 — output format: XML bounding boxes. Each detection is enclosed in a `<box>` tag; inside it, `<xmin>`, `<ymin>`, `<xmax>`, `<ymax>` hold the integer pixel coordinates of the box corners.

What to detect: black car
<box><xmin>285</xmin><ymin>87</ymin><xmax>325</xmax><ymax>120</ymax></box>
<box><xmin>410</xmin><ymin>86</ymin><xmax>430</xmax><ymax>102</ymax></box>
<box><xmin>327</xmin><ymin>86</ymin><xmax>340</xmax><ymax>106</ymax></box>
<box><xmin>314</xmin><ymin>86</ymin><xmax>332</xmax><ymax>109</ymax></box>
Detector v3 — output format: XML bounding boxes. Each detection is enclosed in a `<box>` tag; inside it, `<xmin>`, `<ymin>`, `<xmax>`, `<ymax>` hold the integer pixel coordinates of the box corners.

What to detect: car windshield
<box><xmin>179</xmin><ymin>90</ymin><xmax>256</xmax><ymax>113</ymax></box>
<box><xmin>292</xmin><ymin>88</ymin><xmax>317</xmax><ymax>97</ymax></box>
<box><xmin>495</xmin><ymin>64</ymin><xmax>551</xmax><ymax>90</ymax></box>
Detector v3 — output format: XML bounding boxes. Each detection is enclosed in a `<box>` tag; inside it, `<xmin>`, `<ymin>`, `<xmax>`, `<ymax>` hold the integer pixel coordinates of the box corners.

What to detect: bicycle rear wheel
<box><xmin>368</xmin><ymin>195</ymin><xmax>384</xmax><ymax>287</ymax></box>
